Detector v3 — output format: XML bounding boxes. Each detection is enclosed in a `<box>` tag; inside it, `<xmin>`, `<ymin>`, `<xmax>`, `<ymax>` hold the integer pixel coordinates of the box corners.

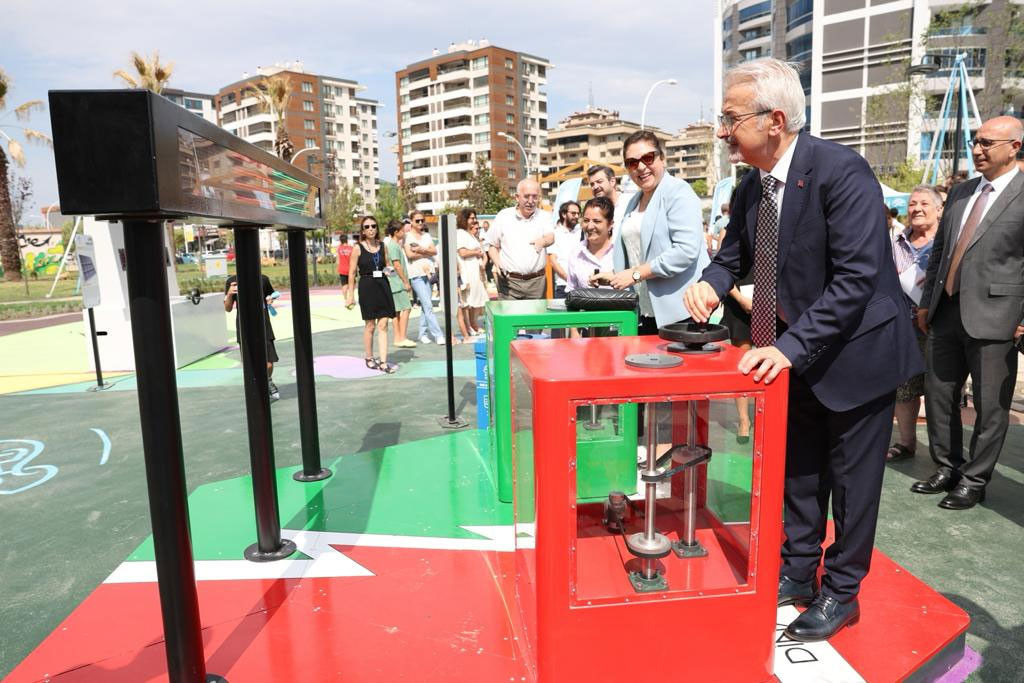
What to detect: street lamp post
<box><xmin>640</xmin><ymin>79</ymin><xmax>679</xmax><ymax>130</ymax></box>
<box><xmin>498</xmin><ymin>132</ymin><xmax>531</xmax><ymax>178</ymax></box>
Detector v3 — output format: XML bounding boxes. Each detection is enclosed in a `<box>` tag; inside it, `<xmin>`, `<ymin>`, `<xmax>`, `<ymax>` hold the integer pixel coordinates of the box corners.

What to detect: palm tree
<box><xmin>244</xmin><ymin>74</ymin><xmax>294</xmax><ymax>162</ymax></box>
<box><xmin>113</xmin><ymin>51</ymin><xmax>174</xmax><ymax>94</ymax></box>
<box><xmin>0</xmin><ymin>68</ymin><xmax>52</xmax><ymax>282</ymax></box>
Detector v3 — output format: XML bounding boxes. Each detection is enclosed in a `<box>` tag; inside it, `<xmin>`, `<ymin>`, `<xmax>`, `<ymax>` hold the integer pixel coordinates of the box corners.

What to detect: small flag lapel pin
<box><xmin>797</xmin><ymin>179</ymin><xmax>805</xmax><ymax>188</ymax></box>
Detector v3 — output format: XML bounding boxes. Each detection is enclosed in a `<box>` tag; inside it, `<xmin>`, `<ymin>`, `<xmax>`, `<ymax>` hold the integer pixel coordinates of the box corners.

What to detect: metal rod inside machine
<box><xmin>681</xmin><ymin>402</ymin><xmax>699</xmax><ymax>547</ymax></box>
<box><xmin>643</xmin><ymin>402</ymin><xmax>659</xmax><ymax>542</ymax></box>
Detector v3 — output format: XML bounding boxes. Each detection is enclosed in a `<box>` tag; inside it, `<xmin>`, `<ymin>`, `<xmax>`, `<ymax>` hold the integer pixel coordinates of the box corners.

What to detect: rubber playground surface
<box><xmin>1</xmin><ymin>289</ymin><xmax>1022</xmax><ymax>681</ymax></box>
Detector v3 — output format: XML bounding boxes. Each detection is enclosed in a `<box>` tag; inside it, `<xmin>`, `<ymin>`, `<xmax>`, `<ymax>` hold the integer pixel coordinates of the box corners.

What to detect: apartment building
<box><xmin>162</xmin><ymin>88</ymin><xmax>217</xmax><ymax>123</ymax></box>
<box><xmin>216</xmin><ymin>62</ymin><xmax>380</xmax><ymax>210</ymax></box>
<box><xmin>714</xmin><ymin>0</ymin><xmax>1024</xmax><ymax>177</ymax></box>
<box><xmin>665</xmin><ymin>121</ymin><xmax>716</xmax><ymax>188</ymax></box>
<box><xmin>395</xmin><ymin>41</ymin><xmax>552</xmax><ymax>213</ymax></box>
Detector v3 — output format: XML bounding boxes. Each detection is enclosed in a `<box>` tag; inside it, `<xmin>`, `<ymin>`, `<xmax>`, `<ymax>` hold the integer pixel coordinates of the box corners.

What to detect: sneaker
<box><xmin>268</xmin><ymin>380</ymin><xmax>280</xmax><ymax>402</ymax></box>
<box><xmin>434</xmin><ymin>335</ymin><xmax>446</xmax><ymax>345</ymax></box>
<box><xmin>396</xmin><ymin>339</ymin><xmax>417</xmax><ymax>348</ymax></box>
<box><xmin>420</xmin><ymin>335</ymin><xmax>431</xmax><ymax>345</ymax></box>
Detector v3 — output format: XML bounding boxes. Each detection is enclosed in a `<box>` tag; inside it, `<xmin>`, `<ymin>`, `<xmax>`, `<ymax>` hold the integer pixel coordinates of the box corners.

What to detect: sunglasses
<box><xmin>363</xmin><ymin>223</ymin><xmax>378</xmax><ymax>229</ymax></box>
<box><xmin>624</xmin><ymin>151</ymin><xmax>659</xmax><ymax>170</ymax></box>
<box><xmin>970</xmin><ymin>137</ymin><xmax>1016</xmax><ymax>150</ymax></box>
<box><xmin>413</xmin><ymin>218</ymin><xmax>425</xmax><ymax>223</ymax></box>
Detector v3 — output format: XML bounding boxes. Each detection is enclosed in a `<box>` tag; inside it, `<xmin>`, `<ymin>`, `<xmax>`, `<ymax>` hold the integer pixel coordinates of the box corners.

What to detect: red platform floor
<box><xmin>8</xmin><ymin>530</ymin><xmax>972</xmax><ymax>682</ymax></box>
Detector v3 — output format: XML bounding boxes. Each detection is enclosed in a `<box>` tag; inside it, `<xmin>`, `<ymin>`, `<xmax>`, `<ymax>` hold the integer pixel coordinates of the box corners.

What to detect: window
<box><xmin>507</xmin><ymin>169</ymin><xmax>516</xmax><ymax>179</ymax></box>
<box><xmin>538</xmin><ymin>65</ymin><xmax>546</xmax><ymax>78</ymax></box>
<box><xmin>505</xmin><ymin>58</ymin><xmax>514</xmax><ymax>69</ymax></box>
<box><xmin>403</xmin><ymin>144</ymin><xmax>412</xmax><ymax>154</ymax></box>
<box><xmin>740</xmin><ymin>26</ymin><xmax>770</xmax><ymax>41</ymax></box>
<box><xmin>402</xmin><ymin>111</ymin><xmax>410</xmax><ymax>122</ymax></box>
<box><xmin>400</xmin><ymin>76</ymin><xmax>409</xmax><ymax>87</ymax></box>
<box><xmin>221</xmin><ymin>110</ymin><xmax>237</xmax><ymax>124</ymax></box>
<box><xmin>723</xmin><ymin>15</ymin><xmax>733</xmax><ymax>33</ymax></box>
<box><xmin>222</xmin><ymin>92</ymin><xmax>236</xmax><ymax>105</ymax></box>
<box><xmin>325</xmin><ymin>139</ymin><xmax>335</xmax><ymax>150</ymax></box>
<box><xmin>539</xmin><ymin>118</ymin><xmax>547</xmax><ymax>130</ymax></box>
<box><xmin>401</xmin><ymin>94</ymin><xmax>409</xmax><ymax>104</ymax></box>
<box><xmin>362</xmin><ymin>134</ymin><xmax>368</xmax><ymax>142</ymax></box>
<box><xmin>305</xmin><ymin>138</ymin><xmax>317</xmax><ymax>148</ymax></box>
<box><xmin>786</xmin><ymin>34</ymin><xmax>812</xmax><ymax>63</ymax></box>
<box><xmin>249</xmin><ymin>121</ymin><xmax>272</xmax><ymax>135</ymax></box>
<box><xmin>505</xmin><ymin>76</ymin><xmax>514</xmax><ymax>87</ymax></box>
<box><xmin>475</xmin><ymin>113</ymin><xmax>490</xmax><ymax>125</ymax></box>
<box><xmin>932</xmin><ymin>47</ymin><xmax>987</xmax><ymax>77</ymax></box>
<box><xmin>507</xmin><ymin>150</ymin><xmax>516</xmax><ymax>161</ymax></box>
<box><xmin>472</xmin><ymin>56</ymin><xmax>488</xmax><ymax>69</ymax></box>
<box><xmin>740</xmin><ymin>47</ymin><xmax>764</xmax><ymax>62</ymax></box>
<box><xmin>322</xmin><ymin>85</ymin><xmax>333</xmax><ymax>97</ymax></box>
<box><xmin>506</xmin><ymin>113</ymin><xmax>515</xmax><ymax>124</ymax></box>
<box><xmin>786</xmin><ymin>0</ymin><xmax>812</xmax><ymax>31</ymax></box>
<box><xmin>738</xmin><ymin>0</ymin><xmax>771</xmax><ymax>23</ymax></box>
<box><xmin>303</xmin><ymin>100</ymin><xmax>314</xmax><ymax>112</ymax></box>
<box><xmin>475</xmin><ymin>132</ymin><xmax>489</xmax><ymax>143</ymax></box>
<box><xmin>301</xmin><ymin>81</ymin><xmax>313</xmax><ymax>93</ymax></box>
<box><xmin>184</xmin><ymin>97</ymin><xmax>204</xmax><ymax>110</ymax></box>
<box><xmin>304</xmin><ymin>120</ymin><xmax>315</xmax><ymax>130</ymax></box>
<box><xmin>506</xmin><ymin>95</ymin><xmax>514</xmax><ymax>106</ymax></box>
<box><xmin>474</xmin><ymin>94</ymin><xmax>488</xmax><ymax>107</ymax></box>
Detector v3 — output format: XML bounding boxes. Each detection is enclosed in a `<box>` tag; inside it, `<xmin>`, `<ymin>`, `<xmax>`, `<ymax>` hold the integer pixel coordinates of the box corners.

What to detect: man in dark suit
<box><xmin>913</xmin><ymin>116</ymin><xmax>1024</xmax><ymax>509</ymax></box>
<box><xmin>685</xmin><ymin>59</ymin><xmax>923</xmax><ymax>642</ymax></box>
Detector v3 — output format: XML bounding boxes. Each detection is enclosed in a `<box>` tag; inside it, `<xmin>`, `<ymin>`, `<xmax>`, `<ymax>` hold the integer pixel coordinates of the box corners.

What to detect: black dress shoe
<box><xmin>784</xmin><ymin>594</ymin><xmax>860</xmax><ymax>642</ymax></box>
<box><xmin>911</xmin><ymin>471</ymin><xmax>956</xmax><ymax>494</ymax></box>
<box><xmin>778</xmin><ymin>574</ymin><xmax>817</xmax><ymax>607</ymax></box>
<box><xmin>938</xmin><ymin>484</ymin><xmax>985</xmax><ymax>510</ymax></box>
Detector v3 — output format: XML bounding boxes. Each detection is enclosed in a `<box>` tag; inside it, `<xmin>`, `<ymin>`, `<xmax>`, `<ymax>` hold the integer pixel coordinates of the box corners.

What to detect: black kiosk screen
<box><xmin>177</xmin><ymin>128</ymin><xmax>317</xmax><ymax>219</ymax></box>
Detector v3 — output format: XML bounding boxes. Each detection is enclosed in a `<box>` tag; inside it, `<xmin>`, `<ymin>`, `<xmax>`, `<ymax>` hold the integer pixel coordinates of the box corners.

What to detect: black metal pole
<box><xmin>234</xmin><ymin>226</ymin><xmax>296</xmax><ymax>562</ymax></box>
<box><xmin>87</xmin><ymin>307</ymin><xmax>106</xmax><ymax>389</ymax></box>
<box><xmin>951</xmin><ymin>73</ymin><xmax>964</xmax><ymax>178</ymax></box>
<box><xmin>122</xmin><ymin>220</ymin><xmax>211</xmax><ymax>682</ymax></box>
<box><xmin>287</xmin><ymin>229</ymin><xmax>331</xmax><ymax>482</ymax></box>
<box><xmin>438</xmin><ymin>215</ymin><xmax>467</xmax><ymax>429</ymax></box>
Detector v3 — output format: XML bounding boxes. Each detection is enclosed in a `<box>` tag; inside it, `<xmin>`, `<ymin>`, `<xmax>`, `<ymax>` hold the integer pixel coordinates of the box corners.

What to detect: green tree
<box><xmin>688</xmin><ymin>178</ymin><xmax>708</xmax><ymax>197</ymax></box>
<box><xmin>463</xmin><ymin>157</ymin><xmax>514</xmax><ymax>214</ymax></box>
<box><xmin>374</xmin><ymin>181</ymin><xmax>407</xmax><ymax>228</ymax></box>
<box><xmin>878</xmin><ymin>158</ymin><xmax>927</xmax><ymax>193</ymax></box>
<box><xmin>1</xmin><ymin>68</ymin><xmax>51</xmax><ymax>282</ymax></box>
<box><xmin>113</xmin><ymin>51</ymin><xmax>174</xmax><ymax>93</ymax></box>
<box><xmin>324</xmin><ymin>180</ymin><xmax>363</xmax><ymax>233</ymax></box>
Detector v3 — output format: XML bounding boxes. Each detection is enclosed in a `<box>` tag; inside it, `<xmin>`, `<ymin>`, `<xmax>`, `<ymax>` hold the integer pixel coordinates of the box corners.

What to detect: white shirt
<box><xmin>566</xmin><ymin>241</ymin><xmax>615</xmax><ymax>292</ymax></box>
<box><xmin>758</xmin><ymin>135</ymin><xmax>798</xmax><ymax>211</ymax></box>
<box><xmin>551</xmin><ymin>222</ymin><xmax>582</xmax><ymax>286</ymax></box>
<box><xmin>485</xmin><ymin>206</ymin><xmax>554</xmax><ymax>275</ymax></box>
<box><xmin>405</xmin><ymin>230</ymin><xmax>435</xmax><ymax>279</ymax></box>
<box><xmin>954</xmin><ymin>166</ymin><xmax>1020</xmax><ymax>241</ymax></box>
<box><xmin>619</xmin><ymin>209</ymin><xmax>654</xmax><ymax>317</ymax></box>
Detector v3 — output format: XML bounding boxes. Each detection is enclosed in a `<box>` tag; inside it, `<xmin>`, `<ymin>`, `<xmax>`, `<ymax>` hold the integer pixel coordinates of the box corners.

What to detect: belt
<box><xmin>506</xmin><ymin>269</ymin><xmax>545</xmax><ymax>281</ymax></box>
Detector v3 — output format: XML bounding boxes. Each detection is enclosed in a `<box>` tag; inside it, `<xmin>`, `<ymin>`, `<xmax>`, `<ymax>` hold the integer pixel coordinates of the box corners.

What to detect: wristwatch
<box><xmin>631</xmin><ymin>269</ymin><xmax>642</xmax><ymax>283</ymax></box>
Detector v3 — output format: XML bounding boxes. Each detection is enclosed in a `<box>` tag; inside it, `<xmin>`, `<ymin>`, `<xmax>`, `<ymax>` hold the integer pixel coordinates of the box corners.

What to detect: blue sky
<box><xmin>1</xmin><ymin>0</ymin><xmax>714</xmax><ymax>220</ymax></box>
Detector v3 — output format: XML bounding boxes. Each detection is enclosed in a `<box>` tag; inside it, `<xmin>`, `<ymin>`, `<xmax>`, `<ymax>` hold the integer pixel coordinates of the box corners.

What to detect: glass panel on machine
<box><xmin>570</xmin><ymin>395</ymin><xmax>757</xmax><ymax>607</ymax></box>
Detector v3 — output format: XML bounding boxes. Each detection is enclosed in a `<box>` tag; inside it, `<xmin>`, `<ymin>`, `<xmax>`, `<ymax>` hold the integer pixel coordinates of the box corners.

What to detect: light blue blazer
<box><xmin>613</xmin><ymin>173</ymin><xmax>710</xmax><ymax>326</ymax></box>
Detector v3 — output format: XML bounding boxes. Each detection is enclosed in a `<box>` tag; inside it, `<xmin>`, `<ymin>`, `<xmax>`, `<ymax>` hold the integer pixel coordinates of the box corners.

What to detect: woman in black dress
<box><xmin>346</xmin><ymin>216</ymin><xmax>398</xmax><ymax>373</ymax></box>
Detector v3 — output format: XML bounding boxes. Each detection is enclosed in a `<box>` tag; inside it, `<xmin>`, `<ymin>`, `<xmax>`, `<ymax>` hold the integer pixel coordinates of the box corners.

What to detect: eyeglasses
<box><xmin>717</xmin><ymin>110</ymin><xmax>773</xmax><ymax>131</ymax></box>
<box><xmin>970</xmin><ymin>137</ymin><xmax>1016</xmax><ymax>150</ymax></box>
<box><xmin>624</xmin><ymin>151</ymin><xmax>660</xmax><ymax>170</ymax></box>
<box><xmin>413</xmin><ymin>218</ymin><xmax>424</xmax><ymax>223</ymax></box>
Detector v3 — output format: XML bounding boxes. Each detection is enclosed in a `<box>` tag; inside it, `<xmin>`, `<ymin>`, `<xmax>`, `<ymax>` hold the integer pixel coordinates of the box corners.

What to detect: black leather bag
<box><xmin>565</xmin><ymin>287</ymin><xmax>639</xmax><ymax>312</ymax></box>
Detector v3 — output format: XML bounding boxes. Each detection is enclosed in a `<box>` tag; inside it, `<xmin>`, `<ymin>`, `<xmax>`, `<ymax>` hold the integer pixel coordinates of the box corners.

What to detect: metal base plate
<box><xmin>244</xmin><ymin>538</ymin><xmax>298</xmax><ymax>563</ymax></box>
<box><xmin>628</xmin><ymin>569</ymin><xmax>668</xmax><ymax>593</ymax></box>
<box><xmin>87</xmin><ymin>382</ymin><xmax>113</xmax><ymax>392</ymax></box>
<box><xmin>624</xmin><ymin>353</ymin><xmax>683</xmax><ymax>369</ymax></box>
<box><xmin>672</xmin><ymin>539</ymin><xmax>709</xmax><ymax>559</ymax></box>
<box><xmin>625</xmin><ymin>531</ymin><xmax>673</xmax><ymax>558</ymax></box>
<box><xmin>293</xmin><ymin>467</ymin><xmax>333</xmax><ymax>482</ymax></box>
<box><xmin>438</xmin><ymin>416</ymin><xmax>470</xmax><ymax>430</ymax></box>
<box><xmin>666</xmin><ymin>342</ymin><xmax>722</xmax><ymax>355</ymax></box>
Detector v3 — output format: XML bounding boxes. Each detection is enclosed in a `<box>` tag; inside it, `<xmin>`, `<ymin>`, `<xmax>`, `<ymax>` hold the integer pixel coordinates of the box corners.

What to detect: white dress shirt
<box><xmin>485</xmin><ymin>206</ymin><xmax>554</xmax><ymax>275</ymax></box>
<box><xmin>757</xmin><ymin>135</ymin><xmax>798</xmax><ymax>211</ymax></box>
<box><xmin>954</xmin><ymin>166</ymin><xmax>1020</xmax><ymax>241</ymax></box>
<box><xmin>551</xmin><ymin>222</ymin><xmax>582</xmax><ymax>286</ymax></box>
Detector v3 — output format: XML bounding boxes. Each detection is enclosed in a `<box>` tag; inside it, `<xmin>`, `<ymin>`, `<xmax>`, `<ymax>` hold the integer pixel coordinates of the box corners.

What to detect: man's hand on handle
<box><xmin>683</xmin><ymin>281</ymin><xmax>720</xmax><ymax>323</ymax></box>
<box><xmin>739</xmin><ymin>346</ymin><xmax>792</xmax><ymax>385</ymax></box>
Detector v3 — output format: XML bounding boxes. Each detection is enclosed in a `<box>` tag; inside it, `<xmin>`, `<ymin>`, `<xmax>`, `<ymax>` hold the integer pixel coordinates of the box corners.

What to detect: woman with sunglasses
<box><xmin>404</xmin><ymin>211</ymin><xmax>446</xmax><ymax>345</ymax></box>
<box><xmin>602</xmin><ymin>130</ymin><xmax>709</xmax><ymax>334</ymax></box>
<box><xmin>346</xmin><ymin>216</ymin><xmax>399</xmax><ymax>373</ymax></box>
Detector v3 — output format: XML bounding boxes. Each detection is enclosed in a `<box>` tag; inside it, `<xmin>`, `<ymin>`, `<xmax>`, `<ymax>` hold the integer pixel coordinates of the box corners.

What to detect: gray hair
<box><xmin>723</xmin><ymin>58</ymin><xmax>806</xmax><ymax>133</ymax></box>
<box><xmin>909</xmin><ymin>184</ymin><xmax>943</xmax><ymax>207</ymax></box>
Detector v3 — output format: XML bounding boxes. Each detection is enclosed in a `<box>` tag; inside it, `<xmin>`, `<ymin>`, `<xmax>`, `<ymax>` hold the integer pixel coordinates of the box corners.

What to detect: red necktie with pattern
<box><xmin>751</xmin><ymin>175</ymin><xmax>779</xmax><ymax>348</ymax></box>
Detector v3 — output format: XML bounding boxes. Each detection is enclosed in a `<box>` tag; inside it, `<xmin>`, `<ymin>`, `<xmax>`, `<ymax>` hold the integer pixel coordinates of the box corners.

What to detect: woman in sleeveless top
<box><xmin>346</xmin><ymin>216</ymin><xmax>398</xmax><ymax>373</ymax></box>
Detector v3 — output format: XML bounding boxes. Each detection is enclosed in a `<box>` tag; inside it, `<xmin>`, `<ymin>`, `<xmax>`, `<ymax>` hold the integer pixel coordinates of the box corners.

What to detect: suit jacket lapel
<box><xmin>640</xmin><ymin>175</ymin><xmax>670</xmax><ymax>257</ymax></box>
<box><xmin>966</xmin><ymin>172</ymin><xmax>1023</xmax><ymax>252</ymax></box>
<box><xmin>776</xmin><ymin>133</ymin><xmax>812</xmax><ymax>274</ymax></box>
<box><xmin>745</xmin><ymin>173</ymin><xmax>762</xmax><ymax>248</ymax></box>
<box><xmin>941</xmin><ymin>179</ymin><xmax>977</xmax><ymax>259</ymax></box>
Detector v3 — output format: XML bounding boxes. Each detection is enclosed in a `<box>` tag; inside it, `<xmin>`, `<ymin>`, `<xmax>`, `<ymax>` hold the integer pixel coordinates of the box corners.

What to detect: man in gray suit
<box><xmin>913</xmin><ymin>115</ymin><xmax>1024</xmax><ymax>509</ymax></box>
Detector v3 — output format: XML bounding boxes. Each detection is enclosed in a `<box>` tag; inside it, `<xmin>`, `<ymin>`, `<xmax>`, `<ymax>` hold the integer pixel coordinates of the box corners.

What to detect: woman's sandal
<box><xmin>365</xmin><ymin>357</ymin><xmax>382</xmax><ymax>371</ymax></box>
<box><xmin>381</xmin><ymin>362</ymin><xmax>399</xmax><ymax>374</ymax></box>
<box><xmin>886</xmin><ymin>443</ymin><xmax>915</xmax><ymax>462</ymax></box>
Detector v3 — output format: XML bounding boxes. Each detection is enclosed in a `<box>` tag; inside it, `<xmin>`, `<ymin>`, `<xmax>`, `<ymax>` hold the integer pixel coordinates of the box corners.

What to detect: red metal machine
<box><xmin>510</xmin><ymin>333</ymin><xmax>789</xmax><ymax>682</ymax></box>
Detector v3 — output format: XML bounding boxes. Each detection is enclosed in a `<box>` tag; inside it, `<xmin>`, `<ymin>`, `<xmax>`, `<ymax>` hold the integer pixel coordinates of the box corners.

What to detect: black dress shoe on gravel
<box><xmin>784</xmin><ymin>594</ymin><xmax>860</xmax><ymax>642</ymax></box>
<box><xmin>778</xmin><ymin>574</ymin><xmax>818</xmax><ymax>607</ymax></box>
<box><xmin>938</xmin><ymin>484</ymin><xmax>985</xmax><ymax>510</ymax></box>
<box><xmin>911</xmin><ymin>471</ymin><xmax>956</xmax><ymax>494</ymax></box>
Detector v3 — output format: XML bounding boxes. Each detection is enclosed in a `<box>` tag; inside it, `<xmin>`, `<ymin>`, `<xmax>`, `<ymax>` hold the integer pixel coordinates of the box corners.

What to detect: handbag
<box><xmin>565</xmin><ymin>287</ymin><xmax>639</xmax><ymax>312</ymax></box>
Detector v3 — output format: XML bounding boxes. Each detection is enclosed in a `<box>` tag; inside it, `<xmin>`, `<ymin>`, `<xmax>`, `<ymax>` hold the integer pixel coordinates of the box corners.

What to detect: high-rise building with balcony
<box><xmin>216</xmin><ymin>62</ymin><xmax>381</xmax><ymax>210</ymax></box>
<box><xmin>162</xmin><ymin>88</ymin><xmax>217</xmax><ymax>123</ymax></box>
<box><xmin>713</xmin><ymin>0</ymin><xmax>1024</xmax><ymax>178</ymax></box>
<box><xmin>395</xmin><ymin>41</ymin><xmax>552</xmax><ymax>213</ymax></box>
